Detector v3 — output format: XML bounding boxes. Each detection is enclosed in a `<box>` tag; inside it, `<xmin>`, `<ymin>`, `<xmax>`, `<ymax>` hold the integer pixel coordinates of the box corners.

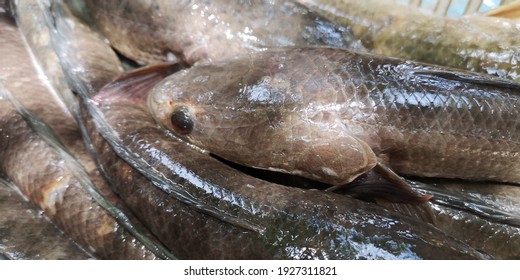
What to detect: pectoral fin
<box><xmin>375</xmin><ymin>199</ymin><xmax>436</xmax><ymax>225</ymax></box>
<box><xmin>374</xmin><ymin>163</ymin><xmax>432</xmax><ymax>201</ymax></box>
<box><xmin>94</xmin><ymin>62</ymin><xmax>187</xmax><ymax>105</ymax></box>
<box><xmin>326</xmin><ymin>162</ymin><xmax>434</xmax><ymax>223</ymax></box>
<box><xmin>327</xmin><ymin>162</ymin><xmax>432</xmax><ymax>204</ymax></box>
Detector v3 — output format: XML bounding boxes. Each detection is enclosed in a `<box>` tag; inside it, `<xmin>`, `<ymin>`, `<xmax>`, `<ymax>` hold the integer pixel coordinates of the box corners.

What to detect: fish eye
<box><xmin>170</xmin><ymin>106</ymin><xmax>193</xmax><ymax>135</ymax></box>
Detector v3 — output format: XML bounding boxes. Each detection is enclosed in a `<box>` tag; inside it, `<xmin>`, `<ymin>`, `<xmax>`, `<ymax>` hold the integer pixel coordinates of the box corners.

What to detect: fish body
<box><xmin>0</xmin><ymin>178</ymin><xmax>92</xmax><ymax>260</ymax></box>
<box><xmin>79</xmin><ymin>64</ymin><xmax>488</xmax><ymax>259</ymax></box>
<box><xmin>0</xmin><ymin>6</ymin><xmax>77</xmax><ymax>148</ymax></box>
<box><xmin>0</xmin><ymin>1</ymin><xmax>169</xmax><ymax>259</ymax></box>
<box><xmin>44</xmin><ymin>5</ymin><xmax>489</xmax><ymax>256</ymax></box>
<box><xmin>412</xmin><ymin>179</ymin><xmax>520</xmax><ymax>259</ymax></box>
<box><xmin>0</xmin><ymin>83</ymin><xmax>158</xmax><ymax>260</ymax></box>
<box><xmin>84</xmin><ymin>0</ymin><xmax>361</xmax><ymax>65</ymax></box>
<box><xmin>149</xmin><ymin>47</ymin><xmax>520</xmax><ymax>186</ymax></box>
<box><xmin>432</xmin><ymin>202</ymin><xmax>520</xmax><ymax>259</ymax></box>
<box><xmin>296</xmin><ymin>0</ymin><xmax>520</xmax><ymax>81</ymax></box>
<box><xmin>85</xmin><ymin>0</ymin><xmax>520</xmax><ymax>80</ymax></box>
<box><xmin>41</xmin><ymin>0</ymin><xmax>495</xmax><ymax>259</ymax></box>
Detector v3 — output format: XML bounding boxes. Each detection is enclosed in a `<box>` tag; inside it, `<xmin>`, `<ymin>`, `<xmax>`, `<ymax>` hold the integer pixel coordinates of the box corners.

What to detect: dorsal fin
<box><xmin>409</xmin><ymin>69</ymin><xmax>520</xmax><ymax>92</ymax></box>
<box><xmin>94</xmin><ymin>62</ymin><xmax>187</xmax><ymax>105</ymax></box>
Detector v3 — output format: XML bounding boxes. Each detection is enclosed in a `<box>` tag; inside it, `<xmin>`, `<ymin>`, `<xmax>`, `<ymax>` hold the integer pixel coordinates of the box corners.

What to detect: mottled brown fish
<box><xmin>0</xmin><ymin>82</ymin><xmax>159</xmax><ymax>260</ymax></box>
<box><xmin>148</xmin><ymin>47</ymin><xmax>520</xmax><ymax>192</ymax></box>
<box><xmin>0</xmin><ymin>178</ymin><xmax>92</xmax><ymax>260</ymax></box>
<box><xmin>35</xmin><ymin>0</ymin><xmax>508</xmax><ymax>259</ymax></box>
<box><xmin>296</xmin><ymin>0</ymin><xmax>520</xmax><ymax>81</ymax></box>
<box><xmin>42</xmin><ymin>0</ymin><xmax>489</xmax><ymax>259</ymax></box>
<box><xmin>83</xmin><ymin>0</ymin><xmax>362</xmax><ymax>65</ymax></box>
<box><xmin>76</xmin><ymin>63</ymin><xmax>488</xmax><ymax>259</ymax></box>
<box><xmin>0</xmin><ymin>0</ymin><xmax>171</xmax><ymax>259</ymax></box>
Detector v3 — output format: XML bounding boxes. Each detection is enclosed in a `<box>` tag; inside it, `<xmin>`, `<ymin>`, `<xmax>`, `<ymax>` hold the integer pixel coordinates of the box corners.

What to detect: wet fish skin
<box><xmin>0</xmin><ymin>1</ymin><xmax>164</xmax><ymax>259</ymax></box>
<box><xmin>0</xmin><ymin>178</ymin><xmax>92</xmax><ymax>260</ymax></box>
<box><xmin>14</xmin><ymin>0</ymin><xmax>124</xmax><ymax>103</ymax></box>
<box><xmin>411</xmin><ymin>179</ymin><xmax>520</xmax><ymax>259</ymax></box>
<box><xmin>82</xmin><ymin>70</ymin><xmax>488</xmax><ymax>259</ymax></box>
<box><xmin>433</xmin><ymin>204</ymin><xmax>520</xmax><ymax>260</ymax></box>
<box><xmin>84</xmin><ymin>0</ymin><xmax>361</xmax><ymax>65</ymax></box>
<box><xmin>0</xmin><ymin>90</ymin><xmax>157</xmax><ymax>260</ymax></box>
<box><xmin>9</xmin><ymin>0</ymin><xmax>116</xmax><ymax>203</ymax></box>
<box><xmin>149</xmin><ymin>47</ymin><xmax>520</xmax><ymax>186</ymax></box>
<box><xmin>83</xmin><ymin>108</ymin><xmax>281</xmax><ymax>259</ymax></box>
<box><xmin>9</xmin><ymin>0</ymin><xmax>117</xmax><ymax>201</ymax></box>
<box><xmin>418</xmin><ymin>179</ymin><xmax>520</xmax><ymax>219</ymax></box>
<box><xmin>0</xmin><ymin>3</ymin><xmax>89</xmax><ymax>260</ymax></box>
<box><xmin>10</xmin><ymin>0</ymin><xmax>78</xmax><ymax>115</ymax></box>
<box><xmin>54</xmin><ymin>0</ymin><xmax>488</xmax><ymax>259</ymax></box>
<box><xmin>0</xmin><ymin>9</ymin><xmax>79</xmax><ymax>151</ymax></box>
<box><xmin>296</xmin><ymin>0</ymin><xmax>520</xmax><ymax>81</ymax></box>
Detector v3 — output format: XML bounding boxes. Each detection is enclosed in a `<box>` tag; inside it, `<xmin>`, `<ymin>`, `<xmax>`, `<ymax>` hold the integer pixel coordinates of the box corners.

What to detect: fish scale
<box><xmin>149</xmin><ymin>47</ymin><xmax>520</xmax><ymax>187</ymax></box>
<box><xmin>84</xmin><ymin>0</ymin><xmax>364</xmax><ymax>65</ymax></box>
<box><xmin>0</xmin><ymin>92</ymin><xmax>158</xmax><ymax>259</ymax></box>
<box><xmin>69</xmin><ymin>57</ymin><xmax>491</xmax><ymax>259</ymax></box>
<box><xmin>1</xmin><ymin>0</ymin><xmax>175</xmax><ymax>259</ymax></box>
<box><xmin>0</xmin><ymin>177</ymin><xmax>92</xmax><ymax>259</ymax></box>
<box><xmin>296</xmin><ymin>0</ymin><xmax>520</xmax><ymax>81</ymax></box>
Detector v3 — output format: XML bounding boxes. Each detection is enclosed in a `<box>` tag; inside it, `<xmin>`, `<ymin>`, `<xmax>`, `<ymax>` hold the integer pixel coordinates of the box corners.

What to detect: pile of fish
<box><xmin>0</xmin><ymin>0</ymin><xmax>519</xmax><ymax>259</ymax></box>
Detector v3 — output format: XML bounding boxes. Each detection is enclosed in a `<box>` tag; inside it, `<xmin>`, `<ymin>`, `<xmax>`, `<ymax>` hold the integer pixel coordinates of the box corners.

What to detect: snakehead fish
<box><xmin>1</xmin><ymin>0</ymin><xmax>172</xmax><ymax>259</ymax></box>
<box><xmin>71</xmin><ymin>63</ymin><xmax>488</xmax><ymax>259</ymax></box>
<box><xmin>39</xmin><ymin>0</ymin><xmax>489</xmax><ymax>259</ymax></box>
<box><xmin>0</xmin><ymin>81</ymin><xmax>160</xmax><ymax>259</ymax></box>
<box><xmin>0</xmin><ymin>178</ymin><xmax>92</xmax><ymax>259</ymax></box>
<box><xmin>296</xmin><ymin>0</ymin><xmax>520</xmax><ymax>81</ymax></box>
<box><xmin>82</xmin><ymin>0</ymin><xmax>363</xmax><ymax>65</ymax></box>
<box><xmin>148</xmin><ymin>47</ymin><xmax>520</xmax><ymax>194</ymax></box>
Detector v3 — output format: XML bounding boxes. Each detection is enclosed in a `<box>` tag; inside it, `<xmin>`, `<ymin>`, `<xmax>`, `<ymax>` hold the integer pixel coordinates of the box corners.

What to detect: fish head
<box><xmin>147</xmin><ymin>50</ymin><xmax>378</xmax><ymax>187</ymax></box>
<box><xmin>147</xmin><ymin>59</ymin><xmax>282</xmax><ymax>153</ymax></box>
<box><xmin>147</xmin><ymin>69</ymin><xmax>200</xmax><ymax>144</ymax></box>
